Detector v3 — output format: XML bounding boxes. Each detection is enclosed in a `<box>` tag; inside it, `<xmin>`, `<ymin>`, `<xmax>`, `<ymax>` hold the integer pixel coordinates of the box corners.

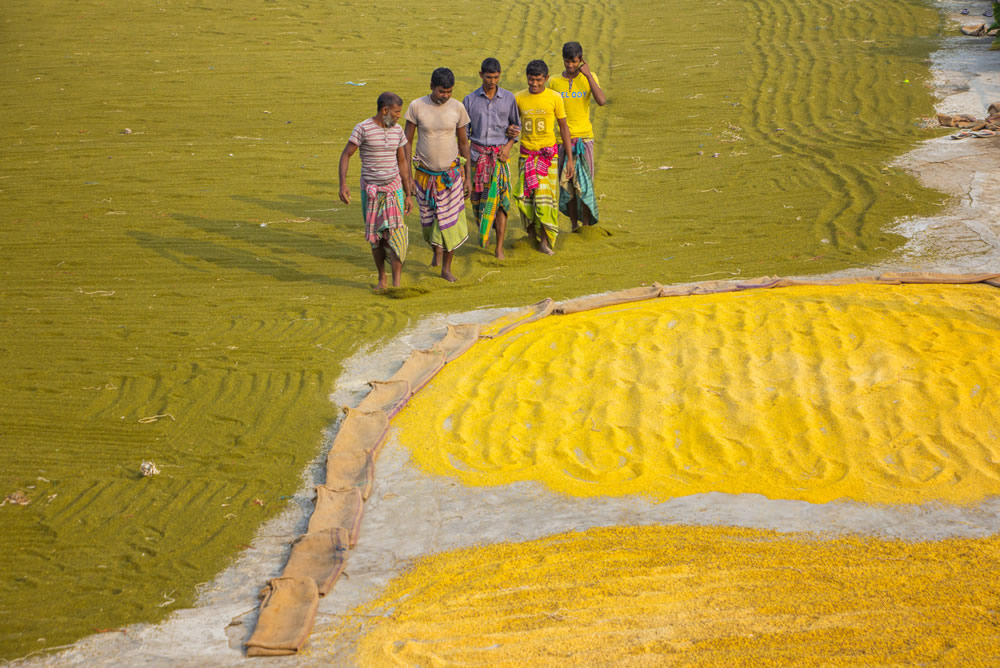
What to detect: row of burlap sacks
<box><xmin>243</xmin><ymin>322</ymin><xmax>480</xmax><ymax>656</ymax></box>
<box><xmin>244</xmin><ymin>271</ymin><xmax>1000</xmax><ymax>656</ymax></box>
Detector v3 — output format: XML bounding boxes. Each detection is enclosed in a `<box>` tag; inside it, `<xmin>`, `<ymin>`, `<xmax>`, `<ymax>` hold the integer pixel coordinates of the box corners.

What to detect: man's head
<box><xmin>430</xmin><ymin>67</ymin><xmax>455</xmax><ymax>104</ymax></box>
<box><xmin>376</xmin><ymin>91</ymin><xmax>403</xmax><ymax>127</ymax></box>
<box><xmin>562</xmin><ymin>41</ymin><xmax>584</xmax><ymax>77</ymax></box>
<box><xmin>479</xmin><ymin>57</ymin><xmax>501</xmax><ymax>92</ymax></box>
<box><xmin>525</xmin><ymin>59</ymin><xmax>548</xmax><ymax>94</ymax></box>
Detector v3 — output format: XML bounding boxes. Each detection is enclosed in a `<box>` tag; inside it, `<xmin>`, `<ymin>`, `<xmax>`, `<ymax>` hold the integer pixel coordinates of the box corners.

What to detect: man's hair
<box><xmin>480</xmin><ymin>57</ymin><xmax>501</xmax><ymax>74</ymax></box>
<box><xmin>376</xmin><ymin>91</ymin><xmax>402</xmax><ymax>112</ymax></box>
<box><xmin>430</xmin><ymin>67</ymin><xmax>455</xmax><ymax>89</ymax></box>
<box><xmin>562</xmin><ymin>41</ymin><xmax>584</xmax><ymax>60</ymax></box>
<box><xmin>525</xmin><ymin>59</ymin><xmax>548</xmax><ymax>77</ymax></box>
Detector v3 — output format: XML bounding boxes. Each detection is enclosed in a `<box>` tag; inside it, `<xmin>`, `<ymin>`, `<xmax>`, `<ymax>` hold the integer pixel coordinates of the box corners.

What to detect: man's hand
<box><xmin>565</xmin><ymin>158</ymin><xmax>576</xmax><ymax>181</ymax></box>
<box><xmin>505</xmin><ymin>124</ymin><xmax>520</xmax><ymax>140</ymax></box>
<box><xmin>339</xmin><ymin>184</ymin><xmax>351</xmax><ymax>205</ymax></box>
<box><xmin>463</xmin><ymin>173</ymin><xmax>471</xmax><ymax>199</ymax></box>
<box><xmin>499</xmin><ymin>144</ymin><xmax>511</xmax><ymax>162</ymax></box>
<box><xmin>580</xmin><ymin>60</ymin><xmax>592</xmax><ymax>78</ymax></box>
<box><xmin>404</xmin><ymin>194</ymin><xmax>413</xmax><ymax>215</ymax></box>
<box><xmin>408</xmin><ymin>179</ymin><xmax>417</xmax><ymax>197</ymax></box>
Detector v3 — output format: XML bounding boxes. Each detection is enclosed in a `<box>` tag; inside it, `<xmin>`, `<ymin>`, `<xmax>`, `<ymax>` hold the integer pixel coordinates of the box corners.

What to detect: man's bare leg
<box><xmin>494</xmin><ymin>209</ymin><xmax>508</xmax><ymax>260</ymax></box>
<box><xmin>389</xmin><ymin>251</ymin><xmax>402</xmax><ymax>288</ymax></box>
<box><xmin>441</xmin><ymin>249</ymin><xmax>457</xmax><ymax>282</ymax></box>
<box><xmin>431</xmin><ymin>245</ymin><xmax>443</xmax><ymax>267</ymax></box>
<box><xmin>372</xmin><ymin>244</ymin><xmax>388</xmax><ymax>290</ymax></box>
<box><xmin>539</xmin><ymin>229</ymin><xmax>555</xmax><ymax>255</ymax></box>
<box><xmin>567</xmin><ymin>196</ymin><xmax>581</xmax><ymax>231</ymax></box>
<box><xmin>525</xmin><ymin>223</ymin><xmax>539</xmax><ymax>246</ymax></box>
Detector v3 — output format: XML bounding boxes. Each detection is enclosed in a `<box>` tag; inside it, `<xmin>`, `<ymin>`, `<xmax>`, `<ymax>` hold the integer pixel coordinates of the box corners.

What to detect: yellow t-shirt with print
<box><xmin>515</xmin><ymin>88</ymin><xmax>566</xmax><ymax>151</ymax></box>
<box><xmin>547</xmin><ymin>72</ymin><xmax>600</xmax><ymax>140</ymax></box>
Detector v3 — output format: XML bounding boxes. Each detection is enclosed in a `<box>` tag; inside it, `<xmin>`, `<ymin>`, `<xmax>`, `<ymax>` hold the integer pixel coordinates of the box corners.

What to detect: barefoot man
<box><xmin>463</xmin><ymin>57</ymin><xmax>520</xmax><ymax>260</ymax></box>
<box><xmin>404</xmin><ymin>67</ymin><xmax>472</xmax><ymax>282</ymax></box>
<box><xmin>338</xmin><ymin>91</ymin><xmax>413</xmax><ymax>290</ymax></box>
<box><xmin>549</xmin><ymin>41</ymin><xmax>606</xmax><ymax>230</ymax></box>
<box><xmin>515</xmin><ymin>59</ymin><xmax>574</xmax><ymax>255</ymax></box>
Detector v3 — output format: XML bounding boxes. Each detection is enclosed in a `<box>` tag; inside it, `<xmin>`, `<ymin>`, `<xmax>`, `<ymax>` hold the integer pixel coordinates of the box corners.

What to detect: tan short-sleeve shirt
<box><xmin>404</xmin><ymin>96</ymin><xmax>471</xmax><ymax>172</ymax></box>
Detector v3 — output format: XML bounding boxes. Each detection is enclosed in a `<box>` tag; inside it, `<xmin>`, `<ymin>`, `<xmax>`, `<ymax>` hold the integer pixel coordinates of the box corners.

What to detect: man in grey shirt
<box><xmin>463</xmin><ymin>58</ymin><xmax>520</xmax><ymax>260</ymax></box>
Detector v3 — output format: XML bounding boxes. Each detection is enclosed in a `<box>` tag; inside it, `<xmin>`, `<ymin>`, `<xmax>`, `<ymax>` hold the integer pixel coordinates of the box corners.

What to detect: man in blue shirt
<box><xmin>463</xmin><ymin>58</ymin><xmax>520</xmax><ymax>260</ymax></box>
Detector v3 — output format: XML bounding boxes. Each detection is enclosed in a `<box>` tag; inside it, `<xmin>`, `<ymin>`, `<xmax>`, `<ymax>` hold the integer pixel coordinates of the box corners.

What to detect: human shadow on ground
<box><xmin>129</xmin><ymin>229</ymin><xmax>357</xmax><ymax>288</ymax></box>
<box><xmin>172</xmin><ymin>211</ymin><xmax>372</xmax><ymax>273</ymax></box>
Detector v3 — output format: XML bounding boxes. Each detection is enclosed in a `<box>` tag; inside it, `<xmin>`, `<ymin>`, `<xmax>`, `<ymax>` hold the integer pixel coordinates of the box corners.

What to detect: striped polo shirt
<box><xmin>348</xmin><ymin>118</ymin><xmax>407</xmax><ymax>185</ymax></box>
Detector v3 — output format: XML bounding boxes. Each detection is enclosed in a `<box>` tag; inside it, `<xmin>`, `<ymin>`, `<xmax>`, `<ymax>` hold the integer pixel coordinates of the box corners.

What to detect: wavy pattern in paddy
<box><xmin>739</xmin><ymin>0</ymin><xmax>942</xmax><ymax>246</ymax></box>
<box><xmin>395</xmin><ymin>284</ymin><xmax>1000</xmax><ymax>505</ymax></box>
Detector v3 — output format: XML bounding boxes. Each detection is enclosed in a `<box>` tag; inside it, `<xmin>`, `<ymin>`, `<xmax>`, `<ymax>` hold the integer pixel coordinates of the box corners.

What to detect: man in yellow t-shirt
<box><xmin>548</xmin><ymin>41</ymin><xmax>607</xmax><ymax>230</ymax></box>
<box><xmin>514</xmin><ymin>59</ymin><xmax>574</xmax><ymax>255</ymax></box>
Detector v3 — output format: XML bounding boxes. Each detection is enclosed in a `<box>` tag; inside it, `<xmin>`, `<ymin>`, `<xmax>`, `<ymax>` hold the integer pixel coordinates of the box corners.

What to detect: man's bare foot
<box><xmin>376</xmin><ymin>277</ymin><xmax>388</xmax><ymax>290</ymax></box>
<box><xmin>391</xmin><ymin>279</ymin><xmax>401</xmax><ymax>288</ymax></box>
<box><xmin>441</xmin><ymin>270</ymin><xmax>457</xmax><ymax>282</ymax></box>
<box><xmin>495</xmin><ymin>248</ymin><xmax>505</xmax><ymax>260</ymax></box>
<box><xmin>539</xmin><ymin>239</ymin><xmax>555</xmax><ymax>255</ymax></box>
<box><xmin>571</xmin><ymin>224</ymin><xmax>581</xmax><ymax>232</ymax></box>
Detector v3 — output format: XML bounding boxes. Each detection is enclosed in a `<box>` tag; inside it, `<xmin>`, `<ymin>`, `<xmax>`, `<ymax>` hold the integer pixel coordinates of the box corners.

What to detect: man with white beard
<box><xmin>338</xmin><ymin>92</ymin><xmax>413</xmax><ymax>290</ymax></box>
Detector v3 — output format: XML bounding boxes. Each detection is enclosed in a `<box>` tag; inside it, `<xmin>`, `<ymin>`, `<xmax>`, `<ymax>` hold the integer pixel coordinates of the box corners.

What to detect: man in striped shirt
<box><xmin>338</xmin><ymin>92</ymin><xmax>413</xmax><ymax>290</ymax></box>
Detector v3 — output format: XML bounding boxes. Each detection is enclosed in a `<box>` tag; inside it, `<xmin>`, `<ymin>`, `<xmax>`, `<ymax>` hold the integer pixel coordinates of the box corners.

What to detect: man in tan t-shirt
<box><xmin>404</xmin><ymin>67</ymin><xmax>472</xmax><ymax>282</ymax></box>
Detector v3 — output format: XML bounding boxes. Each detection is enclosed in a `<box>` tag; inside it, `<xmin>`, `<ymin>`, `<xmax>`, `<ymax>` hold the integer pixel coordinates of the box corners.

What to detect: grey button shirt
<box><xmin>462</xmin><ymin>86</ymin><xmax>521</xmax><ymax>161</ymax></box>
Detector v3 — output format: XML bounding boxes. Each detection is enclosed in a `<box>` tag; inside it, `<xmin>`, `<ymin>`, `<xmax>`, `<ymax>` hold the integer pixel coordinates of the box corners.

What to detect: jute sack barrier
<box><xmin>480</xmin><ymin>298</ymin><xmax>555</xmax><ymax>338</ymax></box>
<box><xmin>553</xmin><ymin>284</ymin><xmax>663</xmax><ymax>315</ymax></box>
<box><xmin>307</xmin><ymin>486</ymin><xmax>364</xmax><ymax>548</ymax></box>
<box><xmin>245</xmin><ymin>576</ymin><xmax>319</xmax><ymax>657</ymax></box>
<box><xmin>879</xmin><ymin>271</ymin><xmax>1000</xmax><ymax>285</ymax></box>
<box><xmin>772</xmin><ymin>276</ymin><xmax>890</xmax><ymax>288</ymax></box>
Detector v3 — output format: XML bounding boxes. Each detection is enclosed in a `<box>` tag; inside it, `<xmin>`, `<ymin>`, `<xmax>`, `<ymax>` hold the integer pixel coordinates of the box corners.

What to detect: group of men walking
<box><xmin>338</xmin><ymin>42</ymin><xmax>606</xmax><ymax>288</ymax></box>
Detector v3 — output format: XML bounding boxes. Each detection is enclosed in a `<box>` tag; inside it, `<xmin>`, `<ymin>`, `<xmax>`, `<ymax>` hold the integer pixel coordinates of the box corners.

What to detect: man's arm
<box><xmin>501</xmin><ymin>100</ymin><xmax>520</xmax><ymax>161</ymax></box>
<box><xmin>457</xmin><ymin>124</ymin><xmax>472</xmax><ymax>198</ymax></box>
<box><xmin>396</xmin><ymin>146</ymin><xmax>413</xmax><ymax>215</ymax></box>
<box><xmin>580</xmin><ymin>61</ymin><xmax>606</xmax><ymax>106</ymax></box>
<box><xmin>499</xmin><ymin>133</ymin><xmax>517</xmax><ymax>163</ymax></box>
<box><xmin>558</xmin><ymin>117</ymin><xmax>575</xmax><ymax>179</ymax></box>
<box><xmin>403</xmin><ymin>120</ymin><xmax>417</xmax><ymax>196</ymax></box>
<box><xmin>338</xmin><ymin>141</ymin><xmax>359</xmax><ymax>204</ymax></box>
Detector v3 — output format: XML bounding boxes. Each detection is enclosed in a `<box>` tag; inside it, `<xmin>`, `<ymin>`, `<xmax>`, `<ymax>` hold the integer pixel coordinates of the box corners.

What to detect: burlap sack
<box><xmin>357</xmin><ymin>379</ymin><xmax>411</xmax><ymax>418</ymax></box>
<box><xmin>330</xmin><ymin>407</ymin><xmax>389</xmax><ymax>458</ymax></box>
<box><xmin>307</xmin><ymin>486</ymin><xmax>364</xmax><ymax>547</ymax></box>
<box><xmin>387</xmin><ymin>349</ymin><xmax>446</xmax><ymax>394</ymax></box>
<box><xmin>480</xmin><ymin>299</ymin><xmax>555</xmax><ymax>338</ymax></box>
<box><xmin>282</xmin><ymin>528</ymin><xmax>351</xmax><ymax>596</ymax></box>
<box><xmin>879</xmin><ymin>271</ymin><xmax>1000</xmax><ymax>284</ymax></box>
<box><xmin>431</xmin><ymin>323</ymin><xmax>481</xmax><ymax>362</ymax></box>
<box><xmin>553</xmin><ymin>284</ymin><xmax>663</xmax><ymax>315</ymax></box>
<box><xmin>245</xmin><ymin>576</ymin><xmax>319</xmax><ymax>657</ymax></box>
<box><xmin>326</xmin><ymin>446</ymin><xmax>375</xmax><ymax>500</ymax></box>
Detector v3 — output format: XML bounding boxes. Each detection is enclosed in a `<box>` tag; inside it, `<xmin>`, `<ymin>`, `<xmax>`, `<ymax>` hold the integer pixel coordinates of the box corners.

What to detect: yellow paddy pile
<box><xmin>394</xmin><ymin>283</ymin><xmax>1000</xmax><ymax>505</ymax></box>
<box><xmin>350</xmin><ymin>525</ymin><xmax>1000</xmax><ymax>665</ymax></box>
